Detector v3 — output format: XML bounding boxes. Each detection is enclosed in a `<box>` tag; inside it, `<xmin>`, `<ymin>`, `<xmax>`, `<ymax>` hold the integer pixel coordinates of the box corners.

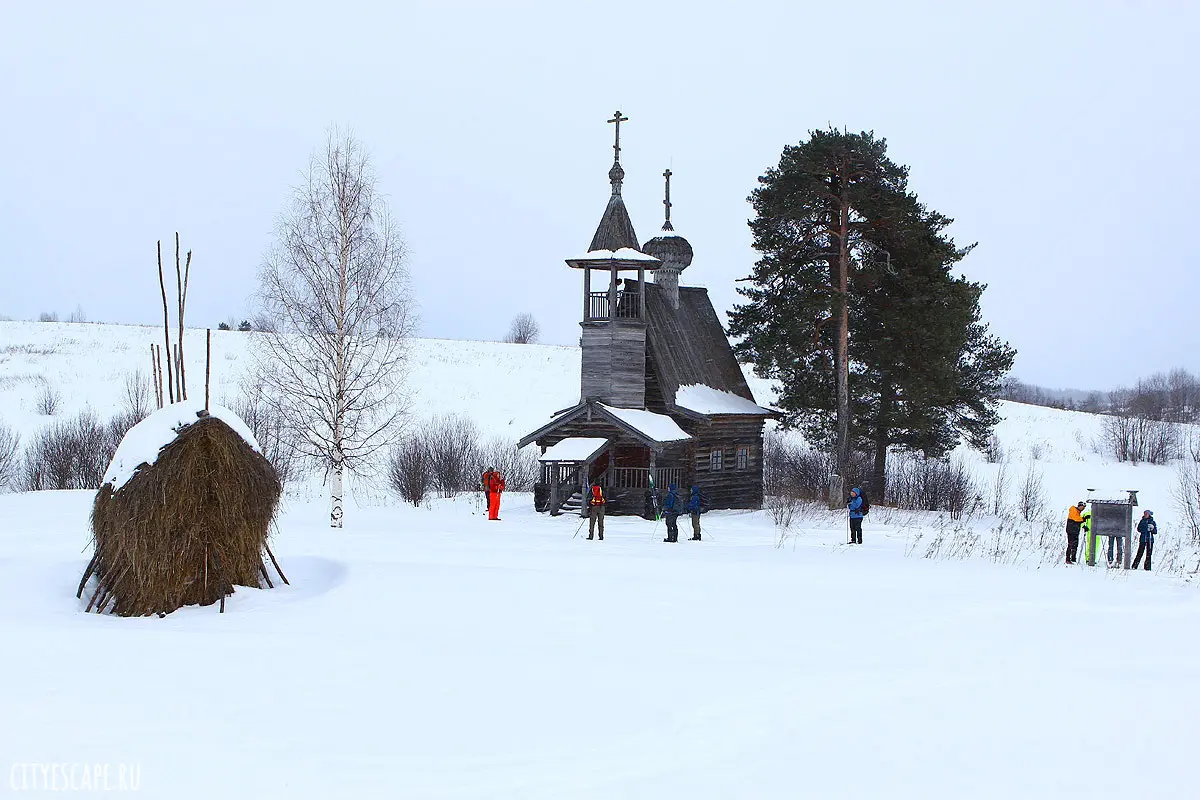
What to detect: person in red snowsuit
<box><xmin>482</xmin><ymin>468</ymin><xmax>505</xmax><ymax>521</ymax></box>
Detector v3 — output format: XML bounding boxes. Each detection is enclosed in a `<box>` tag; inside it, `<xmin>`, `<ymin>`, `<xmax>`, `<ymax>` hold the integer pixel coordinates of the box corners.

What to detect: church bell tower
<box><xmin>565</xmin><ymin>111</ymin><xmax>661</xmax><ymax>409</ymax></box>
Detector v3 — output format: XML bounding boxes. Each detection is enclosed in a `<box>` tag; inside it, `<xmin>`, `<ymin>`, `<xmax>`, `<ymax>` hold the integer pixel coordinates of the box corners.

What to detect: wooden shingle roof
<box><xmin>641</xmin><ymin>281</ymin><xmax>757</xmax><ymax>408</ymax></box>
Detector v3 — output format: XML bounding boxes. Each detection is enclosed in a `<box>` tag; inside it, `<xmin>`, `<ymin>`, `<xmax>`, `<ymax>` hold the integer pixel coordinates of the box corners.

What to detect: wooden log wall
<box><xmin>680</xmin><ymin>416</ymin><xmax>766</xmax><ymax>510</ymax></box>
<box><xmin>580</xmin><ymin>320</ymin><xmax>646</xmax><ymax>408</ymax></box>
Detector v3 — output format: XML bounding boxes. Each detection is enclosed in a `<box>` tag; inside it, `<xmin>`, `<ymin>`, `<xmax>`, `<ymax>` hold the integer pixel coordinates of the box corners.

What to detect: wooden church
<box><xmin>520</xmin><ymin>112</ymin><xmax>775</xmax><ymax>516</ymax></box>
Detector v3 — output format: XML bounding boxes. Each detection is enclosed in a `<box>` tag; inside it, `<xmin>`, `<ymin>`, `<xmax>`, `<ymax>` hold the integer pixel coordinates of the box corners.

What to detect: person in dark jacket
<box><xmin>1065</xmin><ymin>502</ymin><xmax>1085</xmax><ymax>564</ymax></box>
<box><xmin>686</xmin><ymin>486</ymin><xmax>705</xmax><ymax>540</ymax></box>
<box><xmin>660</xmin><ymin>484</ymin><xmax>681</xmax><ymax>542</ymax></box>
<box><xmin>1133</xmin><ymin>509</ymin><xmax>1157</xmax><ymax>570</ymax></box>
<box><xmin>847</xmin><ymin>488</ymin><xmax>865</xmax><ymax>544</ymax></box>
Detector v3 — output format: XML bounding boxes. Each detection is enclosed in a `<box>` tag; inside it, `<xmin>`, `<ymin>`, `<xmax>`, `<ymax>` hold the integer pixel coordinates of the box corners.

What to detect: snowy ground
<box><xmin>3</xmin><ymin>490</ymin><xmax>1199</xmax><ymax>798</ymax></box>
<box><xmin>3</xmin><ymin>321</ymin><xmax>1200</xmax><ymax>797</ymax></box>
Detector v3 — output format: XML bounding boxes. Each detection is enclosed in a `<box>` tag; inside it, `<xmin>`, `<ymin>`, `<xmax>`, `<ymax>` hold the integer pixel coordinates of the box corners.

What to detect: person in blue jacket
<box><xmin>686</xmin><ymin>486</ymin><xmax>706</xmax><ymax>540</ymax></box>
<box><xmin>848</xmin><ymin>487</ymin><xmax>865</xmax><ymax>544</ymax></box>
<box><xmin>661</xmin><ymin>484</ymin><xmax>681</xmax><ymax>543</ymax></box>
<box><xmin>1133</xmin><ymin>509</ymin><xmax>1157</xmax><ymax>570</ymax></box>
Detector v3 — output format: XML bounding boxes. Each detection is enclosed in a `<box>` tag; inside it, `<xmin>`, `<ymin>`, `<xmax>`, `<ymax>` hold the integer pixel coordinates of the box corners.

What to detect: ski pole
<box><xmin>573</xmin><ymin>513</ymin><xmax>588</xmax><ymax>539</ymax></box>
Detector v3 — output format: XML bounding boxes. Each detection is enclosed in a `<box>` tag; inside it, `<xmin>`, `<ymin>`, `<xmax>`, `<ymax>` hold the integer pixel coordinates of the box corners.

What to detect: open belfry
<box><xmin>521</xmin><ymin>112</ymin><xmax>776</xmax><ymax>516</ymax></box>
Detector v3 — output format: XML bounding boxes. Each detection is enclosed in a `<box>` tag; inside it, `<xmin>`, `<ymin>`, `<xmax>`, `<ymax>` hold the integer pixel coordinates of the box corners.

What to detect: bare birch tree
<box><xmin>256</xmin><ymin>130</ymin><xmax>414</xmax><ymax>527</ymax></box>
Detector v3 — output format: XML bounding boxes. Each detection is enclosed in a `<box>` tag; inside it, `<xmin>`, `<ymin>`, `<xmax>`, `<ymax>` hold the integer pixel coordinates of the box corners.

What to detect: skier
<box><xmin>482</xmin><ymin>467</ymin><xmax>505</xmax><ymax>521</ymax></box>
<box><xmin>848</xmin><ymin>487</ymin><xmax>865</xmax><ymax>544</ymax></box>
<box><xmin>586</xmin><ymin>483</ymin><xmax>606</xmax><ymax>540</ymax></box>
<box><xmin>1065</xmin><ymin>501</ymin><xmax>1085</xmax><ymax>564</ymax></box>
<box><xmin>1132</xmin><ymin>509</ymin><xmax>1157</xmax><ymax>571</ymax></box>
<box><xmin>661</xmin><ymin>484</ymin><xmax>681</xmax><ymax>542</ymax></box>
<box><xmin>686</xmin><ymin>486</ymin><xmax>706</xmax><ymax>540</ymax></box>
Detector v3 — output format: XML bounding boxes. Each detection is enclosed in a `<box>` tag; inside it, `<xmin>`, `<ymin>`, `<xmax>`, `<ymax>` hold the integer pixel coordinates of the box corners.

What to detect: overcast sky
<box><xmin>1</xmin><ymin>0</ymin><xmax>1196</xmax><ymax>390</ymax></box>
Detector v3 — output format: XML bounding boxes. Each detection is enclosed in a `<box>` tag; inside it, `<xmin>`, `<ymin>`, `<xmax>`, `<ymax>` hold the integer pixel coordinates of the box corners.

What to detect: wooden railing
<box><xmin>586</xmin><ymin>291</ymin><xmax>641</xmax><ymax>321</ymax></box>
<box><xmin>608</xmin><ymin>467</ymin><xmax>686</xmax><ymax>490</ymax></box>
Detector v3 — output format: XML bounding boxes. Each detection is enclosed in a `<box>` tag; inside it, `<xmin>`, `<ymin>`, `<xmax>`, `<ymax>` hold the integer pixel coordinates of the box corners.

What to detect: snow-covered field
<box><xmin>2</xmin><ymin>321</ymin><xmax>1199</xmax><ymax>798</ymax></box>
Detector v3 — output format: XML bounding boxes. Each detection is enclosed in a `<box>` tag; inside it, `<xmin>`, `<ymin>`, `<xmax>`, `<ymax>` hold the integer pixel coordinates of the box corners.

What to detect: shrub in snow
<box><xmin>1017</xmin><ymin>461</ymin><xmax>1046</xmax><ymax>522</ymax></box>
<box><xmin>476</xmin><ymin>436</ymin><xmax>538</xmax><ymax>492</ymax></box>
<box><xmin>886</xmin><ymin>454</ymin><xmax>980</xmax><ymax>520</ymax></box>
<box><xmin>37</xmin><ymin>311</ymin><xmax>58</xmax><ymax>323</ymax></box>
<box><xmin>388</xmin><ymin>436</ymin><xmax>432</xmax><ymax>506</ymax></box>
<box><xmin>0</xmin><ymin>421</ymin><xmax>19</xmax><ymax>491</ymax></box>
<box><xmin>35</xmin><ymin>381</ymin><xmax>61</xmax><ymax>416</ymax></box>
<box><xmin>20</xmin><ymin>410</ymin><xmax>129</xmax><ymax>491</ymax></box>
<box><xmin>1101</xmin><ymin>414</ymin><xmax>1181</xmax><ymax>465</ymax></box>
<box><xmin>84</xmin><ymin>402</ymin><xmax>284</xmax><ymax>616</ymax></box>
<box><xmin>425</xmin><ymin>414</ymin><xmax>481</xmax><ymax>498</ymax></box>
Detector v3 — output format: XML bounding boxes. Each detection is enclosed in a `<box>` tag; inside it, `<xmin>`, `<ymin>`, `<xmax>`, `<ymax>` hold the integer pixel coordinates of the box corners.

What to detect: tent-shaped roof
<box><xmin>642</xmin><ymin>282</ymin><xmax>764</xmax><ymax>412</ymax></box>
<box><xmin>518</xmin><ymin>400</ymin><xmax>691</xmax><ymax>451</ymax></box>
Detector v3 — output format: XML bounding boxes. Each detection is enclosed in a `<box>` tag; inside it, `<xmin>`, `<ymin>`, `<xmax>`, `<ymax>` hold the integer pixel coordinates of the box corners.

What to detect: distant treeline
<box><xmin>1001</xmin><ymin>369</ymin><xmax>1200</xmax><ymax>423</ymax></box>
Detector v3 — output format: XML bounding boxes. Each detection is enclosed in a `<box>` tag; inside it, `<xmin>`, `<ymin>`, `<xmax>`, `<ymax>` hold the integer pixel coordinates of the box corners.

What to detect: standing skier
<box><xmin>1065</xmin><ymin>501</ymin><xmax>1085</xmax><ymax>564</ymax></box>
<box><xmin>686</xmin><ymin>486</ymin><xmax>706</xmax><ymax>540</ymax></box>
<box><xmin>586</xmin><ymin>484</ymin><xmax>606</xmax><ymax>540</ymax></box>
<box><xmin>661</xmin><ymin>484</ymin><xmax>681</xmax><ymax>543</ymax></box>
<box><xmin>1132</xmin><ymin>509</ymin><xmax>1157</xmax><ymax>570</ymax></box>
<box><xmin>482</xmin><ymin>467</ymin><xmax>505</xmax><ymax>521</ymax></box>
<box><xmin>848</xmin><ymin>487</ymin><xmax>865</xmax><ymax>544</ymax></box>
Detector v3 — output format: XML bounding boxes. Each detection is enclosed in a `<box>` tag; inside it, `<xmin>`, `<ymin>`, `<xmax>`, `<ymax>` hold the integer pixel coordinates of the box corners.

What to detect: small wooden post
<box><xmin>205</xmin><ymin>328</ymin><xmax>212</xmax><ymax>411</ymax></box>
<box><xmin>608</xmin><ymin>263</ymin><xmax>618</xmax><ymax>320</ymax></box>
<box><xmin>583</xmin><ymin>267</ymin><xmax>592</xmax><ymax>320</ymax></box>
<box><xmin>638</xmin><ymin>264</ymin><xmax>645</xmax><ymax>320</ymax></box>
<box><xmin>157</xmin><ymin>241</ymin><xmax>175</xmax><ymax>404</ymax></box>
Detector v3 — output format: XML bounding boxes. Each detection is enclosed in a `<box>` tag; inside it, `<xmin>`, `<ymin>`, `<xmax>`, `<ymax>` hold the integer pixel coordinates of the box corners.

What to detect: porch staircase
<box><xmin>562</xmin><ymin>489</ymin><xmax>585</xmax><ymax>513</ymax></box>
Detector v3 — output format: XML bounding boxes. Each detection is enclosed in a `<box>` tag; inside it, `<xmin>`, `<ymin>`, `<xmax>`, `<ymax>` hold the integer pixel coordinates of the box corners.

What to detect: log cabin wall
<box><xmin>681</xmin><ymin>416</ymin><xmax>766</xmax><ymax>510</ymax></box>
<box><xmin>580</xmin><ymin>320</ymin><xmax>646</xmax><ymax>408</ymax></box>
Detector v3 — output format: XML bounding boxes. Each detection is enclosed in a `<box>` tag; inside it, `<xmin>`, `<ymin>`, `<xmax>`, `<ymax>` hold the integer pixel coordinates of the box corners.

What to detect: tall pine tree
<box><xmin>730</xmin><ymin>130</ymin><xmax>907</xmax><ymax>488</ymax></box>
<box><xmin>730</xmin><ymin>130</ymin><xmax>1014</xmax><ymax>500</ymax></box>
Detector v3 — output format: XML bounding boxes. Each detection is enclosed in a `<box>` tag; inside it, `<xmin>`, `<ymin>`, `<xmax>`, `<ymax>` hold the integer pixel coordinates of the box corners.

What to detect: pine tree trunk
<box><xmin>330</xmin><ymin>461</ymin><xmax>344</xmax><ymax>528</ymax></box>
<box><xmin>834</xmin><ymin>187</ymin><xmax>852</xmax><ymax>479</ymax></box>
<box><xmin>873</xmin><ymin>384</ymin><xmax>891</xmax><ymax>502</ymax></box>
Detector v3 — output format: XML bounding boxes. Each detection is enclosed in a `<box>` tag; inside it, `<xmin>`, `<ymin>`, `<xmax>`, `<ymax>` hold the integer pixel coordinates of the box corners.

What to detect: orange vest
<box><xmin>590</xmin><ymin>486</ymin><xmax>606</xmax><ymax>506</ymax></box>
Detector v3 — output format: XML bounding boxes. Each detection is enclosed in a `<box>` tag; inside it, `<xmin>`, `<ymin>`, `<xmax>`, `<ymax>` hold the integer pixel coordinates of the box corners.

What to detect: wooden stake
<box><xmin>258</xmin><ymin>560</ymin><xmax>274</xmax><ymax>589</ymax></box>
<box><xmin>76</xmin><ymin>555</ymin><xmax>98</xmax><ymax>599</ymax></box>
<box><xmin>265</xmin><ymin>543</ymin><xmax>289</xmax><ymax>585</ymax></box>
<box><xmin>85</xmin><ymin>581</ymin><xmax>104</xmax><ymax>612</ymax></box>
<box><xmin>157</xmin><ymin>241</ymin><xmax>175</xmax><ymax>404</ymax></box>
<box><xmin>205</xmin><ymin>328</ymin><xmax>212</xmax><ymax>411</ymax></box>
<box><xmin>176</xmin><ymin>232</ymin><xmax>188</xmax><ymax>401</ymax></box>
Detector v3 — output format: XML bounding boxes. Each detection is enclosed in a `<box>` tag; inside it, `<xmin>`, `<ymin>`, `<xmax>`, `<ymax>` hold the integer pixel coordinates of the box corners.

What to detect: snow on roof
<box><xmin>1085</xmin><ymin>487</ymin><xmax>1140</xmax><ymax>505</ymax></box>
<box><xmin>675</xmin><ymin>384</ymin><xmax>774</xmax><ymax>416</ymax></box>
<box><xmin>575</xmin><ymin>247</ymin><xmax>661</xmax><ymax>262</ymax></box>
<box><xmin>599</xmin><ymin>404</ymin><xmax>691</xmax><ymax>442</ymax></box>
<box><xmin>102</xmin><ymin>400</ymin><xmax>261</xmax><ymax>493</ymax></box>
<box><xmin>538</xmin><ymin>437</ymin><xmax>609</xmax><ymax>462</ymax></box>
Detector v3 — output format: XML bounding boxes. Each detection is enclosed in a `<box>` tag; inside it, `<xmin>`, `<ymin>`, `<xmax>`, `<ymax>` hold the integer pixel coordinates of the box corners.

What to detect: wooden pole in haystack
<box><xmin>176</xmin><ymin>232</ymin><xmax>191</xmax><ymax>401</ymax></box>
<box><xmin>157</xmin><ymin>241</ymin><xmax>175</xmax><ymax>404</ymax></box>
<box><xmin>205</xmin><ymin>328</ymin><xmax>212</xmax><ymax>411</ymax></box>
<box><xmin>148</xmin><ymin>344</ymin><xmax>161</xmax><ymax>409</ymax></box>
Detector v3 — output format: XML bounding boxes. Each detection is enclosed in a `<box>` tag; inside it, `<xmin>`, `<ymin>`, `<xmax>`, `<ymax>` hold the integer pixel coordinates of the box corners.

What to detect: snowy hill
<box><xmin>2</xmin><ymin>320</ymin><xmax>1199</xmax><ymax>799</ymax></box>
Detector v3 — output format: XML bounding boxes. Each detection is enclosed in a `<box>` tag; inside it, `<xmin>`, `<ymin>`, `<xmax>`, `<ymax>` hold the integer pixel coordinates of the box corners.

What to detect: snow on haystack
<box><xmin>103</xmin><ymin>400</ymin><xmax>261</xmax><ymax>492</ymax></box>
<box><xmin>83</xmin><ymin>401</ymin><xmax>284</xmax><ymax>617</ymax></box>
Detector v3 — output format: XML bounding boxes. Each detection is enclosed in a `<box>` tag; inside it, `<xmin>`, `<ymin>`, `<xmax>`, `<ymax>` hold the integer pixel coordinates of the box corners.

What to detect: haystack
<box><xmin>79</xmin><ymin>401</ymin><xmax>286</xmax><ymax>616</ymax></box>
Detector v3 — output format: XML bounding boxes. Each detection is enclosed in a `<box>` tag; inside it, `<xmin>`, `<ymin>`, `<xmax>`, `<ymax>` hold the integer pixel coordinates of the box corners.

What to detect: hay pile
<box><xmin>81</xmin><ymin>406</ymin><xmax>285</xmax><ymax>616</ymax></box>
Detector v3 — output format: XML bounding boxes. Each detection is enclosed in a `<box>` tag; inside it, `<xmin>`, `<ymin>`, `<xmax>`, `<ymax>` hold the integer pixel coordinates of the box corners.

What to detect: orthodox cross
<box><xmin>662</xmin><ymin>168</ymin><xmax>673</xmax><ymax>230</ymax></box>
<box><xmin>607</xmin><ymin>110</ymin><xmax>628</xmax><ymax>163</ymax></box>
